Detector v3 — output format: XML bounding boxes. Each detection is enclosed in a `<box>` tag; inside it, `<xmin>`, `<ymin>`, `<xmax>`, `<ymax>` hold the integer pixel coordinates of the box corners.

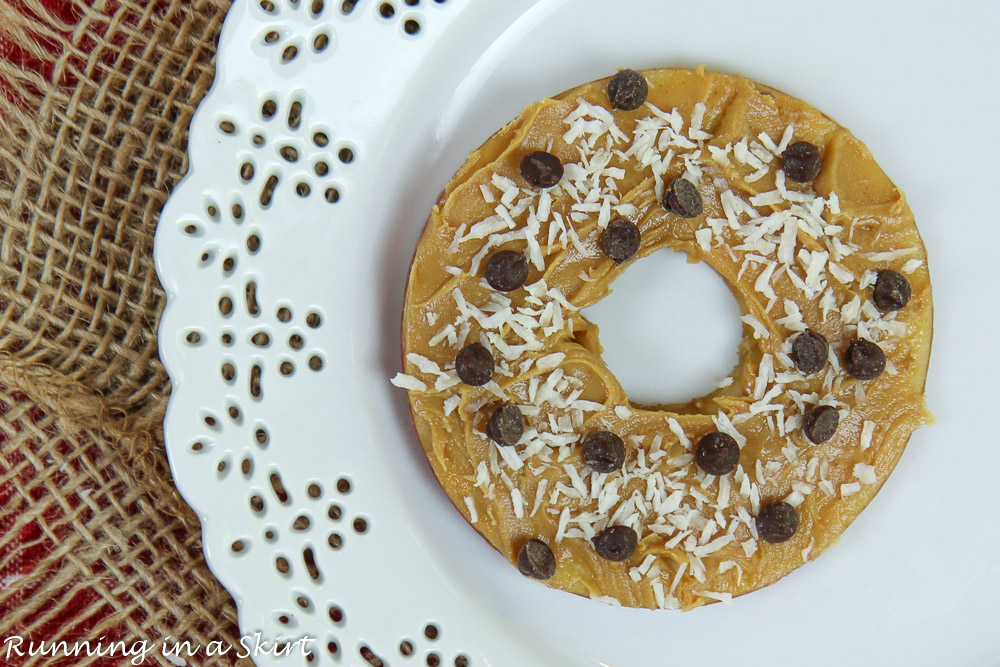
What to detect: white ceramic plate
<box><xmin>155</xmin><ymin>1</ymin><xmax>1000</xmax><ymax>665</ymax></box>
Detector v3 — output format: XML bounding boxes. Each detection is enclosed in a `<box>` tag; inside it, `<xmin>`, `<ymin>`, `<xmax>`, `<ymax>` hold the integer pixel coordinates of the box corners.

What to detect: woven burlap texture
<box><xmin>0</xmin><ymin>1</ymin><xmax>251</xmax><ymax>664</ymax></box>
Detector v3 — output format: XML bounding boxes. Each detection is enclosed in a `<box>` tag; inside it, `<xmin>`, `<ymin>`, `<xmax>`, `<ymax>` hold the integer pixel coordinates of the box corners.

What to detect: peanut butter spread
<box><xmin>393</xmin><ymin>67</ymin><xmax>932</xmax><ymax>610</ymax></box>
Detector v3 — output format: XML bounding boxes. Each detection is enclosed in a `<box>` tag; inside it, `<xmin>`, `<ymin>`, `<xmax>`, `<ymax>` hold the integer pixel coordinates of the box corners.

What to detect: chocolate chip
<box><xmin>843</xmin><ymin>339</ymin><xmax>886</xmax><ymax>381</ymax></box>
<box><xmin>695</xmin><ymin>431</ymin><xmax>740</xmax><ymax>476</ymax></box>
<box><xmin>592</xmin><ymin>525</ymin><xmax>638</xmax><ymax>562</ymax></box>
<box><xmin>782</xmin><ymin>141</ymin><xmax>822</xmax><ymax>183</ymax></box>
<box><xmin>583</xmin><ymin>431</ymin><xmax>626</xmax><ymax>473</ymax></box>
<box><xmin>519</xmin><ymin>151</ymin><xmax>563</xmax><ymax>188</ymax></box>
<box><xmin>791</xmin><ymin>329</ymin><xmax>829</xmax><ymax>375</ymax></box>
<box><xmin>607</xmin><ymin>69</ymin><xmax>648</xmax><ymax>111</ymax></box>
<box><xmin>872</xmin><ymin>270</ymin><xmax>911</xmax><ymax>312</ymax></box>
<box><xmin>455</xmin><ymin>342</ymin><xmax>494</xmax><ymax>386</ymax></box>
<box><xmin>601</xmin><ymin>219</ymin><xmax>641</xmax><ymax>264</ymax></box>
<box><xmin>663</xmin><ymin>178</ymin><xmax>702</xmax><ymax>218</ymax></box>
<box><xmin>802</xmin><ymin>404</ymin><xmax>839</xmax><ymax>444</ymax></box>
<box><xmin>486</xmin><ymin>404</ymin><xmax>524</xmax><ymax>447</ymax></box>
<box><xmin>485</xmin><ymin>250</ymin><xmax>528</xmax><ymax>292</ymax></box>
<box><xmin>517</xmin><ymin>539</ymin><xmax>556</xmax><ymax>580</ymax></box>
<box><xmin>755</xmin><ymin>501</ymin><xmax>799</xmax><ymax>543</ymax></box>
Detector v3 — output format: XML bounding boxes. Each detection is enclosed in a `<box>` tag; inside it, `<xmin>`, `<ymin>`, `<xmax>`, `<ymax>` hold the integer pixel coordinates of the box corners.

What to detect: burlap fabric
<box><xmin>0</xmin><ymin>1</ymin><xmax>250</xmax><ymax>664</ymax></box>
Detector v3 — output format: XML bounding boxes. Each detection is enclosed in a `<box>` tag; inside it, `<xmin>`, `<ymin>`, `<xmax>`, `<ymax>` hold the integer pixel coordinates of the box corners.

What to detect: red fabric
<box><xmin>0</xmin><ymin>393</ymin><xmax>127</xmax><ymax>666</ymax></box>
<box><xmin>0</xmin><ymin>2</ymin><xmax>131</xmax><ymax>661</ymax></box>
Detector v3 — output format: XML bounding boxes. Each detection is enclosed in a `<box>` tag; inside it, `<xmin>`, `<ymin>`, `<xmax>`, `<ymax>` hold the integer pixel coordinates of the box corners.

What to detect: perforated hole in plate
<box><xmin>246</xmin><ymin>281</ymin><xmax>260</xmax><ymax>315</ymax></box>
<box><xmin>426</xmin><ymin>654</ymin><xmax>440</xmax><ymax>667</ymax></box>
<box><xmin>353</xmin><ymin>517</ymin><xmax>368</xmax><ymax>534</ymax></box>
<box><xmin>361</xmin><ymin>646</ymin><xmax>385</xmax><ymax>667</ymax></box>
<box><xmin>325</xmin><ymin>186</ymin><xmax>341</xmax><ymax>203</ymax></box>
<box><xmin>185</xmin><ymin>330</ymin><xmax>202</xmax><ymax>344</ymax></box>
<box><xmin>308</xmin><ymin>483</ymin><xmax>322</xmax><ymax>498</ymax></box>
<box><xmin>424</xmin><ymin>624</ymin><xmax>439</xmax><ymax>641</ymax></box>
<box><xmin>328</xmin><ymin>605</ymin><xmax>345</xmax><ymax>625</ymax></box>
<box><xmin>250</xmin><ymin>495</ymin><xmax>265</xmax><ymax>513</ymax></box>
<box><xmin>314</xmin><ymin>33</ymin><xmax>330</xmax><ymax>52</ymax></box>
<box><xmin>338</xmin><ymin>146</ymin><xmax>354</xmax><ymax>163</ymax></box>
<box><xmin>277</xmin><ymin>306</ymin><xmax>293</xmax><ymax>322</ymax></box>
<box><xmin>221</xmin><ymin>363</ymin><xmax>236</xmax><ymax>382</ymax></box>
<box><xmin>261</xmin><ymin>99</ymin><xmax>277</xmax><ymax>119</ymax></box>
<box><xmin>250</xmin><ymin>364</ymin><xmax>263</xmax><ymax>398</ymax></box>
<box><xmin>308</xmin><ymin>354</ymin><xmax>324</xmax><ymax>371</ymax></box>
<box><xmin>247</xmin><ymin>233</ymin><xmax>261</xmax><ymax>254</ymax></box>
<box><xmin>328</xmin><ymin>533</ymin><xmax>343</xmax><ymax>550</ymax></box>
<box><xmin>378</xmin><ymin>2</ymin><xmax>394</xmax><ymax>18</ymax></box>
<box><xmin>294</xmin><ymin>515</ymin><xmax>311</xmax><ymax>531</ymax></box>
<box><xmin>260</xmin><ymin>174</ymin><xmax>279</xmax><ymax>206</ymax></box>
<box><xmin>270</xmin><ymin>472</ymin><xmax>290</xmax><ymax>503</ymax></box>
<box><xmin>289</xmin><ymin>101</ymin><xmax>303</xmax><ymax>129</ymax></box>
<box><xmin>328</xmin><ymin>504</ymin><xmax>342</xmax><ymax>520</ymax></box>
<box><xmin>341</xmin><ymin>0</ymin><xmax>360</xmax><ymax>13</ymax></box>
<box><xmin>404</xmin><ymin>18</ymin><xmax>420</xmax><ymax>34</ymax></box>
<box><xmin>219</xmin><ymin>119</ymin><xmax>236</xmax><ymax>134</ymax></box>
<box><xmin>280</xmin><ymin>360</ymin><xmax>295</xmax><ymax>376</ymax></box>
<box><xmin>303</xmin><ymin>547</ymin><xmax>322</xmax><ymax>580</ymax></box>
<box><xmin>400</xmin><ymin>640</ymin><xmax>414</xmax><ymax>656</ymax></box>
<box><xmin>240</xmin><ymin>162</ymin><xmax>255</xmax><ymax>181</ymax></box>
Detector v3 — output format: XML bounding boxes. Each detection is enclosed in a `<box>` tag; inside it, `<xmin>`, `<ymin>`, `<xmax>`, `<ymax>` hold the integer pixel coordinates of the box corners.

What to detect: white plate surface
<box><xmin>156</xmin><ymin>1</ymin><xmax>1000</xmax><ymax>665</ymax></box>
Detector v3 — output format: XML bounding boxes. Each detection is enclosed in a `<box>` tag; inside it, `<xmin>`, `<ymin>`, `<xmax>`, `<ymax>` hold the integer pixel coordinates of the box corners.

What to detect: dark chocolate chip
<box><xmin>802</xmin><ymin>404</ymin><xmax>839</xmax><ymax>444</ymax></box>
<box><xmin>485</xmin><ymin>250</ymin><xmax>528</xmax><ymax>292</ymax></box>
<box><xmin>782</xmin><ymin>141</ymin><xmax>822</xmax><ymax>183</ymax></box>
<box><xmin>592</xmin><ymin>525</ymin><xmax>638</xmax><ymax>562</ymax></box>
<box><xmin>519</xmin><ymin>151</ymin><xmax>563</xmax><ymax>188</ymax></box>
<box><xmin>583</xmin><ymin>431</ymin><xmax>626</xmax><ymax>473</ymax></box>
<box><xmin>486</xmin><ymin>404</ymin><xmax>524</xmax><ymax>447</ymax></box>
<box><xmin>455</xmin><ymin>342</ymin><xmax>494</xmax><ymax>386</ymax></box>
<box><xmin>695</xmin><ymin>431</ymin><xmax>740</xmax><ymax>476</ymax></box>
<box><xmin>663</xmin><ymin>178</ymin><xmax>703</xmax><ymax>218</ymax></box>
<box><xmin>517</xmin><ymin>539</ymin><xmax>556</xmax><ymax>580</ymax></box>
<box><xmin>872</xmin><ymin>270</ymin><xmax>911</xmax><ymax>312</ymax></box>
<box><xmin>843</xmin><ymin>339</ymin><xmax>886</xmax><ymax>381</ymax></box>
<box><xmin>601</xmin><ymin>219</ymin><xmax>641</xmax><ymax>264</ymax></box>
<box><xmin>791</xmin><ymin>329</ymin><xmax>829</xmax><ymax>375</ymax></box>
<box><xmin>607</xmin><ymin>69</ymin><xmax>648</xmax><ymax>111</ymax></box>
<box><xmin>755</xmin><ymin>501</ymin><xmax>799</xmax><ymax>543</ymax></box>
